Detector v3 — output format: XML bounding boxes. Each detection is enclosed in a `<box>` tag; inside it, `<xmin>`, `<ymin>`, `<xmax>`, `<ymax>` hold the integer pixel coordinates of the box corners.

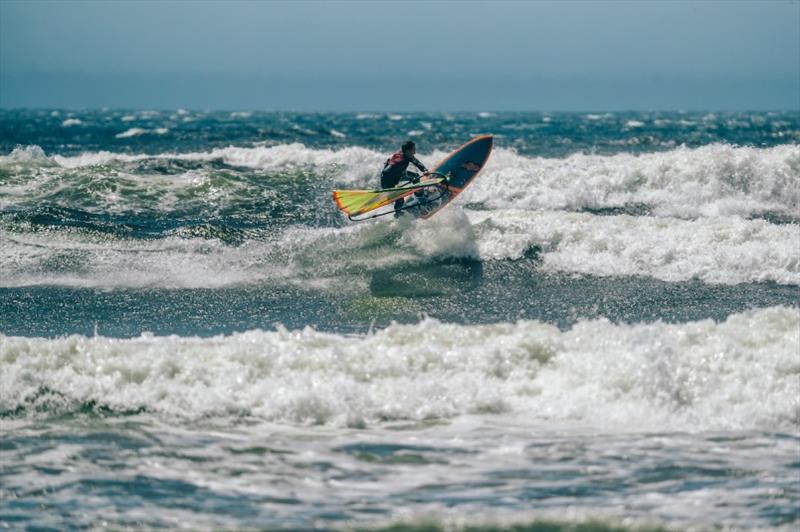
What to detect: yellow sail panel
<box><xmin>332</xmin><ymin>188</ymin><xmax>415</xmax><ymax>216</ymax></box>
<box><xmin>332</xmin><ymin>178</ymin><xmax>444</xmax><ymax>217</ymax></box>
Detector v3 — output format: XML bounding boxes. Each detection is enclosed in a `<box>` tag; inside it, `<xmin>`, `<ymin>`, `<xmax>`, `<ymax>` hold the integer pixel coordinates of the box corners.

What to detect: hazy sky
<box><xmin>1</xmin><ymin>0</ymin><xmax>798</xmax><ymax>110</ymax></box>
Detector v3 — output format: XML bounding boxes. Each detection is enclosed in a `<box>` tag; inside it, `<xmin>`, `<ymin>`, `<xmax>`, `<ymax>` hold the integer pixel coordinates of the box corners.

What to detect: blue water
<box><xmin>1</xmin><ymin>109</ymin><xmax>799</xmax><ymax>530</ymax></box>
<box><xmin>2</xmin><ymin>110</ymin><xmax>796</xmax><ymax>157</ymax></box>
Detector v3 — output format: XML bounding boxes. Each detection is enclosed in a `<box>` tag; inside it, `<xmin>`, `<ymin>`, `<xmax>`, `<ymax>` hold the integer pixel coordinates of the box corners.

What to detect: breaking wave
<box><xmin>2</xmin><ymin>306</ymin><xmax>797</xmax><ymax>432</ymax></box>
<box><xmin>2</xmin><ymin>207</ymin><xmax>797</xmax><ymax>287</ymax></box>
<box><xmin>1</xmin><ymin>142</ymin><xmax>797</xmax><ymax>218</ymax></box>
<box><xmin>463</xmin><ymin>209</ymin><xmax>800</xmax><ymax>285</ymax></box>
<box><xmin>1</xmin><ymin>142</ymin><xmax>798</xmax><ymax>287</ymax></box>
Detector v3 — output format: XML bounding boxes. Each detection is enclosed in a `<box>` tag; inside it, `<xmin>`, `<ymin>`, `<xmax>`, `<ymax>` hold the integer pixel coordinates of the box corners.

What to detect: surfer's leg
<box><xmin>393</xmin><ymin>197</ymin><xmax>405</xmax><ymax>217</ymax></box>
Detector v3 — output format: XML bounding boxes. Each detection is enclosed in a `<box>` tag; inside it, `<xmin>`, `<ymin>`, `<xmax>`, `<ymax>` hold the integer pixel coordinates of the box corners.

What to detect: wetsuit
<box><xmin>380</xmin><ymin>151</ymin><xmax>428</xmax><ymax>215</ymax></box>
<box><xmin>380</xmin><ymin>151</ymin><xmax>428</xmax><ymax>189</ymax></box>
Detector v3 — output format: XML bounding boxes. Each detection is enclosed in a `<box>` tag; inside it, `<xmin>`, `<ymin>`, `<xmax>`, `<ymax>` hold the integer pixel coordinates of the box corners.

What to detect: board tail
<box><xmin>332</xmin><ymin>178</ymin><xmax>445</xmax><ymax>217</ymax></box>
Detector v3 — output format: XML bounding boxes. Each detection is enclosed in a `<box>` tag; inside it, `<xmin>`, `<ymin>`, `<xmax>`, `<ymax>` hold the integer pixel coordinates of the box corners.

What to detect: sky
<box><xmin>1</xmin><ymin>0</ymin><xmax>798</xmax><ymax>111</ymax></box>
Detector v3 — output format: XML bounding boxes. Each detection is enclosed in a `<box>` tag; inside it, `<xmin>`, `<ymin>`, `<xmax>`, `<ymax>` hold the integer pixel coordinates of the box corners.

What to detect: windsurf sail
<box><xmin>332</xmin><ymin>177</ymin><xmax>445</xmax><ymax>218</ymax></box>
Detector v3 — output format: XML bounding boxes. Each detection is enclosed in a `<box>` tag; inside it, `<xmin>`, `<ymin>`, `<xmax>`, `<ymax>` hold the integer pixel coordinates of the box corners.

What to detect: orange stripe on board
<box><xmin>429</xmin><ymin>134</ymin><xmax>493</xmax><ymax>174</ymax></box>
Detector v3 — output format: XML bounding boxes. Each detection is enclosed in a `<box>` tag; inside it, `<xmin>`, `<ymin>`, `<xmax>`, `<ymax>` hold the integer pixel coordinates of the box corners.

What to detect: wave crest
<box><xmin>2</xmin><ymin>143</ymin><xmax>797</xmax><ymax>219</ymax></box>
<box><xmin>470</xmin><ymin>143</ymin><xmax>800</xmax><ymax>218</ymax></box>
<box><xmin>2</xmin><ymin>306</ymin><xmax>797</xmax><ymax>431</ymax></box>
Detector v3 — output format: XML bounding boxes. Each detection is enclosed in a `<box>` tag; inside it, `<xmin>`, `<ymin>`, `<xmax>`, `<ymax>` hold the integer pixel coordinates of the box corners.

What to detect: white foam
<box><xmin>329</xmin><ymin>129</ymin><xmax>346</xmax><ymax>138</ymax></box>
<box><xmin>38</xmin><ymin>144</ymin><xmax>384</xmax><ymax>182</ymax></box>
<box><xmin>1</xmin><ymin>207</ymin><xmax>797</xmax><ymax>287</ymax></box>
<box><xmin>468</xmin><ymin>143</ymin><xmax>800</xmax><ymax>218</ymax></box>
<box><xmin>0</xmin><ymin>227</ymin><xmax>294</xmax><ymax>289</ymax></box>
<box><xmin>463</xmin><ymin>209</ymin><xmax>800</xmax><ymax>285</ymax></box>
<box><xmin>395</xmin><ymin>207</ymin><xmax>799</xmax><ymax>285</ymax></box>
<box><xmin>400</xmin><ymin>208</ymin><xmax>480</xmax><ymax>259</ymax></box>
<box><xmin>2</xmin><ymin>145</ymin><xmax>49</xmax><ymax>163</ymax></box>
<box><xmin>2</xmin><ymin>306</ymin><xmax>796</xmax><ymax>431</ymax></box>
<box><xmin>61</xmin><ymin>118</ymin><xmax>82</xmax><ymax>127</ymax></box>
<box><xmin>115</xmin><ymin>128</ymin><xmax>148</xmax><ymax>139</ymax></box>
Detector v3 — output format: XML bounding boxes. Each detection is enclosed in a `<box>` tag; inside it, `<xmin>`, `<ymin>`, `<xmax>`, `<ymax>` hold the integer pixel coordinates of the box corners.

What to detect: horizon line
<box><xmin>3</xmin><ymin>107</ymin><xmax>799</xmax><ymax>113</ymax></box>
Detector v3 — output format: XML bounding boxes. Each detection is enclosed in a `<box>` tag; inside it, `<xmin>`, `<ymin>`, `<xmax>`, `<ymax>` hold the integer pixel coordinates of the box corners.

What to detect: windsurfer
<box><xmin>380</xmin><ymin>140</ymin><xmax>428</xmax><ymax>215</ymax></box>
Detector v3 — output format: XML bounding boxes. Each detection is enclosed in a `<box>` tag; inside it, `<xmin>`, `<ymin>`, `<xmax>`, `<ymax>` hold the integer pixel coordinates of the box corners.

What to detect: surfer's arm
<box><xmin>410</xmin><ymin>156</ymin><xmax>428</xmax><ymax>173</ymax></box>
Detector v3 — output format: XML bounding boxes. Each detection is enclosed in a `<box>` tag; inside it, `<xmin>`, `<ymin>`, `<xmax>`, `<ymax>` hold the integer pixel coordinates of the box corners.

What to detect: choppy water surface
<box><xmin>1</xmin><ymin>110</ymin><xmax>799</xmax><ymax>530</ymax></box>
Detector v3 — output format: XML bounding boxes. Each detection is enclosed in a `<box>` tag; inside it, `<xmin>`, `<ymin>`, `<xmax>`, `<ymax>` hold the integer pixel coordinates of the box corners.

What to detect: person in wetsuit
<box><xmin>381</xmin><ymin>140</ymin><xmax>428</xmax><ymax>215</ymax></box>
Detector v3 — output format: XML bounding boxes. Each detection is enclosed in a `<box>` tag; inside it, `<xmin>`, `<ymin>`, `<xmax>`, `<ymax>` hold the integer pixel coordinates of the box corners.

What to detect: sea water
<box><xmin>1</xmin><ymin>110</ymin><xmax>798</xmax><ymax>529</ymax></box>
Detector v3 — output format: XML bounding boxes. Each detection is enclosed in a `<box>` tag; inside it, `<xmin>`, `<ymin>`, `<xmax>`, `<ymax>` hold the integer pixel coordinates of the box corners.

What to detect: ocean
<box><xmin>1</xmin><ymin>109</ymin><xmax>798</xmax><ymax>530</ymax></box>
